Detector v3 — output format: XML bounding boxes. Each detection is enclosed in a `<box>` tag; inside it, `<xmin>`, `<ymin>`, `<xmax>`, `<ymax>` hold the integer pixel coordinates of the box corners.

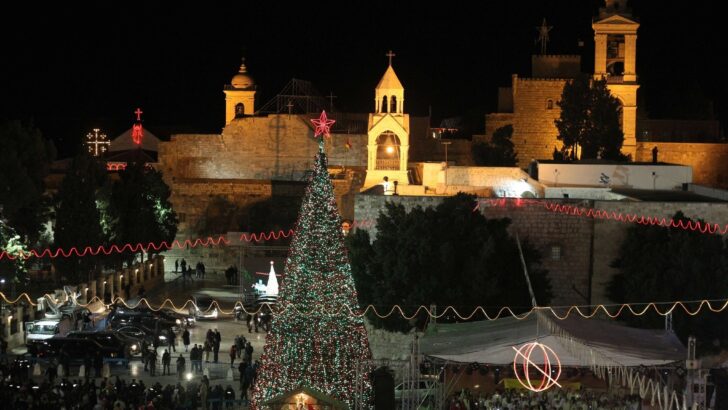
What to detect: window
<box><xmin>235</xmin><ymin>103</ymin><xmax>245</xmax><ymax>118</ymax></box>
<box><xmin>390</xmin><ymin>95</ymin><xmax>397</xmax><ymax>113</ymax></box>
<box><xmin>550</xmin><ymin>245</ymin><xmax>562</xmax><ymax>261</ymax></box>
<box><xmin>547</xmin><ymin>99</ymin><xmax>554</xmax><ymax>110</ymax></box>
<box><xmin>381</xmin><ymin>96</ymin><xmax>388</xmax><ymax>113</ymax></box>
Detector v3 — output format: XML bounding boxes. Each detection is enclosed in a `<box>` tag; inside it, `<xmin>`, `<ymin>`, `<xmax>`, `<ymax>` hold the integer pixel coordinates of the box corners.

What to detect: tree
<box><xmin>346</xmin><ymin>193</ymin><xmax>551</xmax><ymax>332</ymax></box>
<box><xmin>472</xmin><ymin>124</ymin><xmax>518</xmax><ymax>166</ymax></box>
<box><xmin>608</xmin><ymin>212</ymin><xmax>728</xmax><ymax>354</ymax></box>
<box><xmin>0</xmin><ymin>218</ymin><xmax>29</xmax><ymax>293</ymax></box>
<box><xmin>251</xmin><ymin>142</ymin><xmax>372</xmax><ymax>409</ymax></box>
<box><xmin>52</xmin><ymin>151</ymin><xmax>107</xmax><ymax>283</ymax></box>
<box><xmin>0</xmin><ymin>120</ymin><xmax>55</xmax><ymax>245</ymax></box>
<box><xmin>109</xmin><ymin>162</ymin><xmax>177</xmax><ymax>266</ymax></box>
<box><xmin>555</xmin><ymin>76</ymin><xmax>625</xmax><ymax>161</ymax></box>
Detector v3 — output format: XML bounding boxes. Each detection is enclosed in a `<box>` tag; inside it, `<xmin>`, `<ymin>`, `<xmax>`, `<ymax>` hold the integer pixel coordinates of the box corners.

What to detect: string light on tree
<box><xmin>250</xmin><ymin>111</ymin><xmax>372</xmax><ymax>409</ymax></box>
<box><xmin>85</xmin><ymin>128</ymin><xmax>110</xmax><ymax>157</ymax></box>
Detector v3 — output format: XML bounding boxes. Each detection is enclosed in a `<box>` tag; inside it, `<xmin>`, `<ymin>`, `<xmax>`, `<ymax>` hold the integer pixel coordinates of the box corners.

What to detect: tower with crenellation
<box><xmin>484</xmin><ymin>1</ymin><xmax>639</xmax><ymax>165</ymax></box>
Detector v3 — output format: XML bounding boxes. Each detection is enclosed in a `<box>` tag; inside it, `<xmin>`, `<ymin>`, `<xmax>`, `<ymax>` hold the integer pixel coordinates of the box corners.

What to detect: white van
<box><xmin>25</xmin><ymin>315</ymin><xmax>75</xmax><ymax>344</ymax></box>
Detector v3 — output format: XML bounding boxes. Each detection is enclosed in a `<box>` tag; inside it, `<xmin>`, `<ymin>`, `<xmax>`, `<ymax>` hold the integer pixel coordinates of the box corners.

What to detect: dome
<box><xmin>231</xmin><ymin>60</ymin><xmax>254</xmax><ymax>89</ymax></box>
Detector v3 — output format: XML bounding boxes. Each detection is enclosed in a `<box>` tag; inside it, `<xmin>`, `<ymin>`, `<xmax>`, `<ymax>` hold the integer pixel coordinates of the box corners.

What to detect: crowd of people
<box><xmin>446</xmin><ymin>388</ymin><xmax>643</xmax><ymax>410</ymax></box>
<box><xmin>0</xmin><ymin>372</ymin><xmax>240</xmax><ymax>410</ymax></box>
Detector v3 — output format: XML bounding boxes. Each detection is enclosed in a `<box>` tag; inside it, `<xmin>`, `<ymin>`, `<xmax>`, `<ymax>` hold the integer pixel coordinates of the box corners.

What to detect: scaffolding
<box><xmin>256</xmin><ymin>78</ymin><xmax>333</xmax><ymax>115</ymax></box>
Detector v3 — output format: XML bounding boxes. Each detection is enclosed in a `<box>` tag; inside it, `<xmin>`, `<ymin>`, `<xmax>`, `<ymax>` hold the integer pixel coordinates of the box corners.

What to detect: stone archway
<box><xmin>375</xmin><ymin>131</ymin><xmax>401</xmax><ymax>170</ymax></box>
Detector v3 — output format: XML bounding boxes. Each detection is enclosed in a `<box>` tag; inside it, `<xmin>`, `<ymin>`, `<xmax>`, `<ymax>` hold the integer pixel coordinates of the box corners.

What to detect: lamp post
<box><xmin>441</xmin><ymin>141</ymin><xmax>452</xmax><ymax>187</ymax></box>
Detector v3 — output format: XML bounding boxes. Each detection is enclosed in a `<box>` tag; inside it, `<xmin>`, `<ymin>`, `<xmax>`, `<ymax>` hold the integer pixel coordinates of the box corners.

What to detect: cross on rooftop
<box><xmin>386</xmin><ymin>50</ymin><xmax>396</xmax><ymax>66</ymax></box>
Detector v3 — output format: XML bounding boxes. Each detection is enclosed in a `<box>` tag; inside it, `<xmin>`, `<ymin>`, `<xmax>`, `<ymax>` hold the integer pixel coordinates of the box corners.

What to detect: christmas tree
<box><xmin>250</xmin><ymin>111</ymin><xmax>372</xmax><ymax>409</ymax></box>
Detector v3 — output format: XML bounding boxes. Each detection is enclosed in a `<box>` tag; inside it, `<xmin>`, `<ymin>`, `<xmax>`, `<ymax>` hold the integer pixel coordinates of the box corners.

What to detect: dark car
<box><xmin>66</xmin><ymin>331</ymin><xmax>138</xmax><ymax>357</ymax></box>
<box><xmin>28</xmin><ymin>337</ymin><xmax>128</xmax><ymax>361</ymax></box>
<box><xmin>114</xmin><ymin>324</ymin><xmax>174</xmax><ymax>347</ymax></box>
<box><xmin>108</xmin><ymin>306</ymin><xmax>188</xmax><ymax>331</ymax></box>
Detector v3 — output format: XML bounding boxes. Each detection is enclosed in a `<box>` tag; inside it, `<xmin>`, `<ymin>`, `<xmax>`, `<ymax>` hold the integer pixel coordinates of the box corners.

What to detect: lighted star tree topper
<box><xmin>250</xmin><ymin>111</ymin><xmax>373</xmax><ymax>409</ymax></box>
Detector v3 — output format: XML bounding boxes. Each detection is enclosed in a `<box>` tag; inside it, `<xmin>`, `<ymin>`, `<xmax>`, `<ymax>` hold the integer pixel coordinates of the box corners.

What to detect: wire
<box><xmin>4</xmin><ymin>291</ymin><xmax>728</xmax><ymax>321</ymax></box>
<box><xmin>477</xmin><ymin>198</ymin><xmax>728</xmax><ymax>235</ymax></box>
<box><xmin>0</xmin><ymin>219</ymin><xmax>377</xmax><ymax>261</ymax></box>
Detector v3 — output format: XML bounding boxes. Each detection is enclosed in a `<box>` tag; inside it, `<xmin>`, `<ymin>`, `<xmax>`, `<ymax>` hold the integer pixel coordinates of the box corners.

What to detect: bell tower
<box><xmin>364</xmin><ymin>51</ymin><xmax>410</xmax><ymax>188</ymax></box>
<box><xmin>593</xmin><ymin>0</ymin><xmax>639</xmax><ymax>159</ymax></box>
<box><xmin>224</xmin><ymin>58</ymin><xmax>256</xmax><ymax>125</ymax></box>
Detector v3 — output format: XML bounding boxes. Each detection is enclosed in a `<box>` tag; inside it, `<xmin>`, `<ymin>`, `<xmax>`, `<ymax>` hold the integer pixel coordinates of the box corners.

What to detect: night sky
<box><xmin>1</xmin><ymin>1</ymin><xmax>723</xmax><ymax>158</ymax></box>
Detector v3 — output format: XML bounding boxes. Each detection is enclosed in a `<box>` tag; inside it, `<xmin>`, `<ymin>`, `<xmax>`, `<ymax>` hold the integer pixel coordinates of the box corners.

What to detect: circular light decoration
<box><xmin>512</xmin><ymin>342</ymin><xmax>562</xmax><ymax>392</ymax></box>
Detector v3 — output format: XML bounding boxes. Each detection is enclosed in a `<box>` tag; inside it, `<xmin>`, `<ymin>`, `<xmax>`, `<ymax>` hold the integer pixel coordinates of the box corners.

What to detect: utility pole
<box><xmin>441</xmin><ymin>141</ymin><xmax>452</xmax><ymax>188</ymax></box>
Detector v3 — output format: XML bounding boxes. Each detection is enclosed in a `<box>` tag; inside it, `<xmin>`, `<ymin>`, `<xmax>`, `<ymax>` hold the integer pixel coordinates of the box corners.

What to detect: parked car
<box><xmin>28</xmin><ymin>337</ymin><xmax>129</xmax><ymax>361</ymax></box>
<box><xmin>114</xmin><ymin>324</ymin><xmax>173</xmax><ymax>347</ymax></box>
<box><xmin>66</xmin><ymin>331</ymin><xmax>138</xmax><ymax>357</ymax></box>
<box><xmin>109</xmin><ymin>305</ymin><xmax>193</xmax><ymax>330</ymax></box>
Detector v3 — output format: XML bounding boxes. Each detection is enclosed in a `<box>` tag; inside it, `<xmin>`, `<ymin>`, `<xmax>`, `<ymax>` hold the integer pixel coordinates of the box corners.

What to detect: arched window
<box><xmin>390</xmin><ymin>96</ymin><xmax>397</xmax><ymax>113</ymax></box>
<box><xmin>381</xmin><ymin>96</ymin><xmax>388</xmax><ymax>113</ymax></box>
<box><xmin>235</xmin><ymin>103</ymin><xmax>245</xmax><ymax>118</ymax></box>
<box><xmin>547</xmin><ymin>99</ymin><xmax>554</xmax><ymax>110</ymax></box>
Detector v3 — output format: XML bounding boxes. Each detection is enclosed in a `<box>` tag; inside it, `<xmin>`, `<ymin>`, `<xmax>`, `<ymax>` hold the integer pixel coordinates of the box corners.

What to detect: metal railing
<box><xmin>376</xmin><ymin>158</ymin><xmax>400</xmax><ymax>170</ymax></box>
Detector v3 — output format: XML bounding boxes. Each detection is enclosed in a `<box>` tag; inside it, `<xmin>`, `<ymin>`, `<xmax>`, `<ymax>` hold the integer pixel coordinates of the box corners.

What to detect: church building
<box><xmin>485</xmin><ymin>0</ymin><xmax>638</xmax><ymax>166</ymax></box>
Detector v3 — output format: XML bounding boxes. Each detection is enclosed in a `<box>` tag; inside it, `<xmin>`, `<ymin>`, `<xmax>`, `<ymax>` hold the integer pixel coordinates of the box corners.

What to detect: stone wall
<box><xmin>485</xmin><ymin>78</ymin><xmax>566</xmax><ymax>167</ymax></box>
<box><xmin>636</xmin><ymin>142</ymin><xmax>728</xmax><ymax>189</ymax></box>
<box><xmin>590</xmin><ymin>201</ymin><xmax>728</xmax><ymax>304</ymax></box>
<box><xmin>157</xmin><ymin>114</ymin><xmax>368</xmax><ymax>183</ymax></box>
<box><xmin>354</xmin><ymin>195</ymin><xmax>593</xmax><ymax>306</ymax></box>
<box><xmin>355</xmin><ymin>195</ymin><xmax>728</xmax><ymax>307</ymax></box>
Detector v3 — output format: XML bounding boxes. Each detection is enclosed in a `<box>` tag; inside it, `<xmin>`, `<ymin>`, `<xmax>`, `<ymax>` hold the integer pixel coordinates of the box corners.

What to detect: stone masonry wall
<box><xmin>590</xmin><ymin>201</ymin><xmax>728</xmax><ymax>304</ymax></box>
<box><xmin>356</xmin><ymin>195</ymin><xmax>728</xmax><ymax>307</ymax></box>
<box><xmin>354</xmin><ymin>195</ymin><xmax>593</xmax><ymax>306</ymax></box>
<box><xmin>157</xmin><ymin>114</ymin><xmax>367</xmax><ymax>183</ymax></box>
<box><xmin>485</xmin><ymin>79</ymin><xmax>566</xmax><ymax>168</ymax></box>
<box><xmin>636</xmin><ymin>142</ymin><xmax>728</xmax><ymax>189</ymax></box>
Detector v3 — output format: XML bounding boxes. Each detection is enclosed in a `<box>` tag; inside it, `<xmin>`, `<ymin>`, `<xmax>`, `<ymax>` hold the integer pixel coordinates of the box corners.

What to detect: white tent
<box><xmin>420</xmin><ymin>313</ymin><xmax>685</xmax><ymax>367</ymax></box>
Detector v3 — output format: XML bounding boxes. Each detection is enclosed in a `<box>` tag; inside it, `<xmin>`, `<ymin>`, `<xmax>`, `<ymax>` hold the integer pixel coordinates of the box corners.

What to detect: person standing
<box><xmin>175</xmin><ymin>259</ymin><xmax>179</xmax><ymax>273</ymax></box>
<box><xmin>213</xmin><ymin>329</ymin><xmax>221</xmax><ymax>363</ymax></box>
<box><xmin>148</xmin><ymin>349</ymin><xmax>157</xmax><ymax>376</ymax></box>
<box><xmin>203</xmin><ymin>340</ymin><xmax>211</xmax><ymax>363</ymax></box>
<box><xmin>162</xmin><ymin>349</ymin><xmax>171</xmax><ymax>376</ymax></box>
<box><xmin>229</xmin><ymin>345</ymin><xmax>237</xmax><ymax>368</ymax></box>
<box><xmin>244</xmin><ymin>341</ymin><xmax>253</xmax><ymax>365</ymax></box>
<box><xmin>182</xmin><ymin>328</ymin><xmax>190</xmax><ymax>352</ymax></box>
<box><xmin>169</xmin><ymin>329</ymin><xmax>177</xmax><ymax>353</ymax></box>
<box><xmin>176</xmin><ymin>355</ymin><xmax>186</xmax><ymax>380</ymax></box>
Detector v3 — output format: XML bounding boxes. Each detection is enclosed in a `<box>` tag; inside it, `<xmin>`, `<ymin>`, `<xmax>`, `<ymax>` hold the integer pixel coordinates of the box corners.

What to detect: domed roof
<box><xmin>231</xmin><ymin>59</ymin><xmax>254</xmax><ymax>89</ymax></box>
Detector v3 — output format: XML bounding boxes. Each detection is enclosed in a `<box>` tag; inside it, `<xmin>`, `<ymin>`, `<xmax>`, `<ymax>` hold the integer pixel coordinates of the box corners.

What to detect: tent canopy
<box><xmin>420</xmin><ymin>314</ymin><xmax>685</xmax><ymax>367</ymax></box>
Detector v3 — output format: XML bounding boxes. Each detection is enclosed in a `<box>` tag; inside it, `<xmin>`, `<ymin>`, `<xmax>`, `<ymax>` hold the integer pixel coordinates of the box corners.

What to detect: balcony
<box><xmin>376</xmin><ymin>158</ymin><xmax>400</xmax><ymax>170</ymax></box>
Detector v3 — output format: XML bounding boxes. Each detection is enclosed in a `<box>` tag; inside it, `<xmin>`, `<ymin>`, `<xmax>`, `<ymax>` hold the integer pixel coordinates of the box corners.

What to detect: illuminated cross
<box><xmin>134</xmin><ymin>108</ymin><xmax>143</xmax><ymax>122</ymax></box>
<box><xmin>286</xmin><ymin>100</ymin><xmax>294</xmax><ymax>115</ymax></box>
<box><xmin>386</xmin><ymin>50</ymin><xmax>396</xmax><ymax>66</ymax></box>
<box><xmin>328</xmin><ymin>92</ymin><xmax>337</xmax><ymax>111</ymax></box>
<box><xmin>85</xmin><ymin>128</ymin><xmax>110</xmax><ymax>157</ymax></box>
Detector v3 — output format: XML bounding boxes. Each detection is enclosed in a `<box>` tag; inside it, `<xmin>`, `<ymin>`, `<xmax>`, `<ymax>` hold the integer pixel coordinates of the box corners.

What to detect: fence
<box><xmin>1</xmin><ymin>255</ymin><xmax>165</xmax><ymax>350</ymax></box>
